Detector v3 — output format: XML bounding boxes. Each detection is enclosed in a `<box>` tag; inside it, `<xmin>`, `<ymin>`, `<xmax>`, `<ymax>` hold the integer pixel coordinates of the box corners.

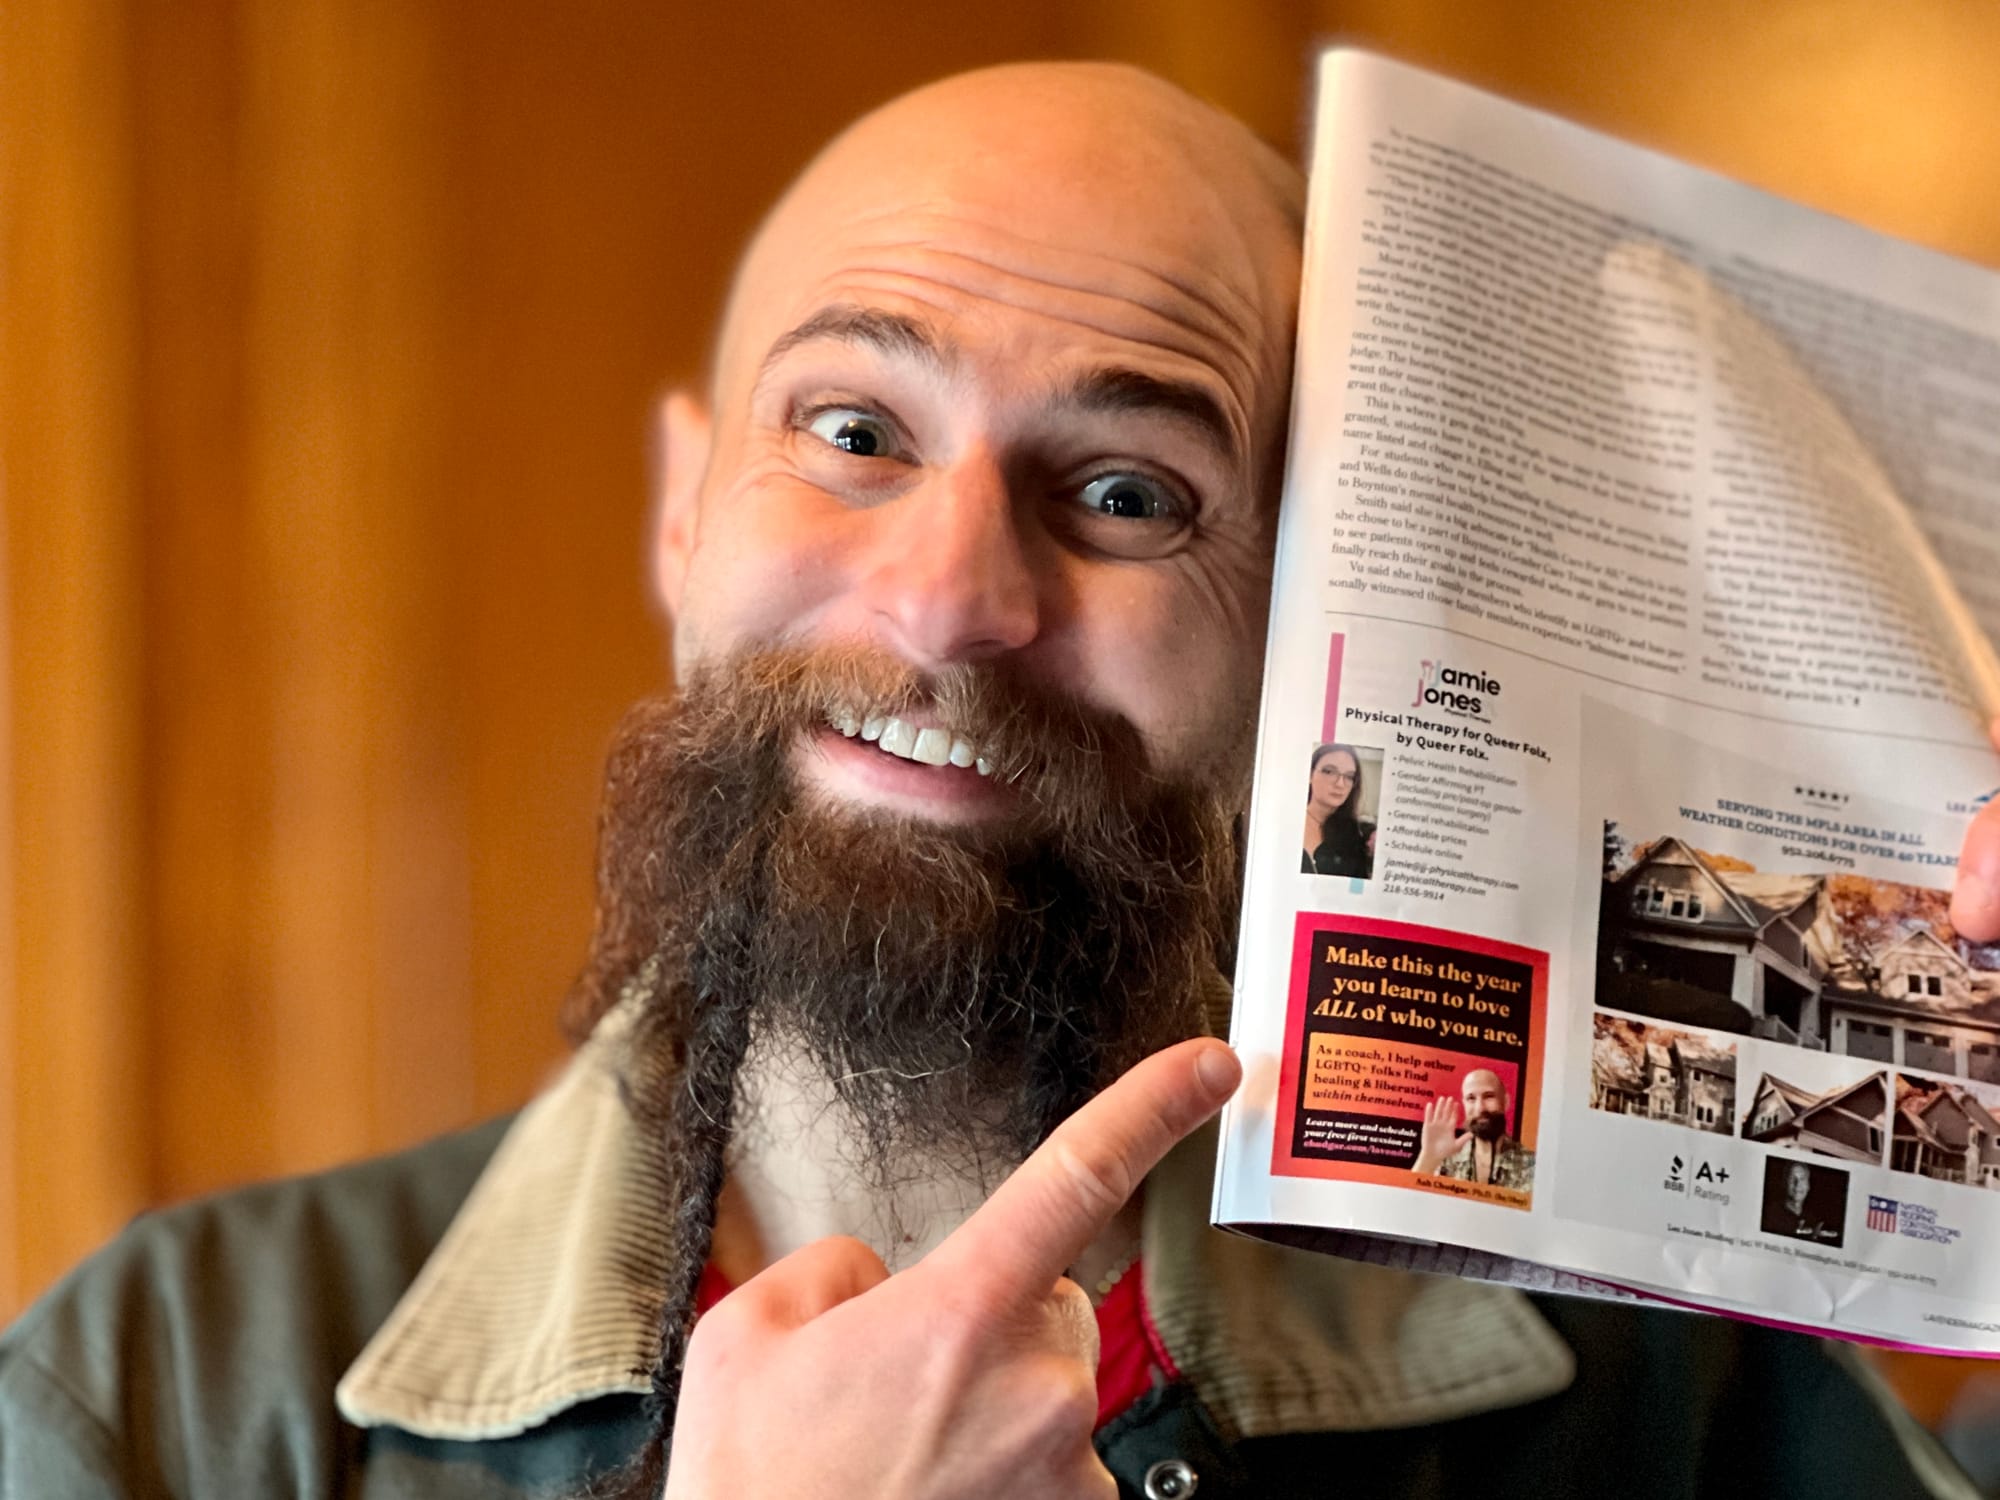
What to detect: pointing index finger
<box><xmin>924</xmin><ymin>1038</ymin><xmax>1240</xmax><ymax>1307</ymax></box>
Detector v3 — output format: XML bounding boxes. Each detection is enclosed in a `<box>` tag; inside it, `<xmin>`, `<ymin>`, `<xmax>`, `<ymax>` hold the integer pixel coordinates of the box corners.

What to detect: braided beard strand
<box><xmin>563</xmin><ymin>645</ymin><xmax>1245</xmax><ymax>1491</ymax></box>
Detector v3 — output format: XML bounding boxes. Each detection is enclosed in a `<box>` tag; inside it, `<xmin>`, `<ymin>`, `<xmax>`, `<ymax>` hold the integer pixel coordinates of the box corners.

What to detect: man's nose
<box><xmin>858</xmin><ymin>451</ymin><xmax>1042</xmax><ymax>665</ymax></box>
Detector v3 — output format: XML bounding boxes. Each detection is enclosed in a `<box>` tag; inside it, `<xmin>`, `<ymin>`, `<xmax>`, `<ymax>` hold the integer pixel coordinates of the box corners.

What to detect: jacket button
<box><xmin>1143</xmin><ymin>1457</ymin><xmax>1198</xmax><ymax>1499</ymax></box>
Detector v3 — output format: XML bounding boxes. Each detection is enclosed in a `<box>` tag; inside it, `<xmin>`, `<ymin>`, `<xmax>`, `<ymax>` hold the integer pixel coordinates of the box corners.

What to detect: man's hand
<box><xmin>1410</xmin><ymin>1094</ymin><xmax>1462</xmax><ymax>1176</ymax></box>
<box><xmin>1952</xmin><ymin>717</ymin><xmax>2000</xmax><ymax>945</ymax></box>
<box><xmin>662</xmin><ymin>1038</ymin><xmax>1243</xmax><ymax>1500</ymax></box>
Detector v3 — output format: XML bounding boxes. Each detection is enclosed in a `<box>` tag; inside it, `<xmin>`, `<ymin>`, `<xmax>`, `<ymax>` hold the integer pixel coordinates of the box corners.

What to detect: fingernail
<box><xmin>1195</xmin><ymin>1044</ymin><xmax>1242</xmax><ymax>1098</ymax></box>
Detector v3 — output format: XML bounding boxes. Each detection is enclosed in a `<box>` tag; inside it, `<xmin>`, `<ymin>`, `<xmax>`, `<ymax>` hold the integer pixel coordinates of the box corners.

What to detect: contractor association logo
<box><xmin>1411</xmin><ymin>660</ymin><xmax>1500</xmax><ymax>721</ymax></box>
<box><xmin>1866</xmin><ymin>1195</ymin><xmax>1963</xmax><ymax>1245</ymax></box>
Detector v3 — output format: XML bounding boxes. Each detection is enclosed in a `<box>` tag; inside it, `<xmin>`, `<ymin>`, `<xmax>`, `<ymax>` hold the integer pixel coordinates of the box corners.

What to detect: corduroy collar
<box><xmin>338</xmin><ymin>1013</ymin><xmax>1575</xmax><ymax>1443</ymax></box>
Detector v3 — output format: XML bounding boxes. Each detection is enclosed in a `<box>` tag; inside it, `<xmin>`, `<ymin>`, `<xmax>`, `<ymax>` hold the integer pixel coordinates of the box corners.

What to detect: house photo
<box><xmin>1824</xmin><ymin>930</ymin><xmax>2000</xmax><ymax>1083</ymax></box>
<box><xmin>1597</xmin><ymin>831</ymin><xmax>2000</xmax><ymax>1079</ymax></box>
<box><xmin>1589</xmin><ymin>1013</ymin><xmax>1736</xmax><ymax>1133</ymax></box>
<box><xmin>1740</xmin><ymin>1068</ymin><xmax>1890</xmax><ymax>1164</ymax></box>
<box><xmin>1597</xmin><ymin>836</ymin><xmax>1833</xmax><ymax>1044</ymax></box>
<box><xmin>1891</xmin><ymin>1074</ymin><xmax>2000</xmax><ymax>1190</ymax></box>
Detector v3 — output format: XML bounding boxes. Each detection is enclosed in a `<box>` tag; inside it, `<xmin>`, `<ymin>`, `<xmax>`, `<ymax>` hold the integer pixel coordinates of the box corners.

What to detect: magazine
<box><xmin>1212</xmin><ymin>49</ymin><xmax>2000</xmax><ymax>1353</ymax></box>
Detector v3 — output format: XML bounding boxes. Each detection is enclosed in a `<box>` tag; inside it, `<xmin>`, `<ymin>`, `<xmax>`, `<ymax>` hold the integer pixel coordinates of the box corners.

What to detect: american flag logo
<box><xmin>1867</xmin><ymin>1197</ymin><xmax>1899</xmax><ymax>1233</ymax></box>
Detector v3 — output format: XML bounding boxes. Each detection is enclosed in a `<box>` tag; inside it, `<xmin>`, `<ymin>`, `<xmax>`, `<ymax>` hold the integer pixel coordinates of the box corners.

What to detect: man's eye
<box><xmin>1077</xmin><ymin>472</ymin><xmax>1178</xmax><ymax>521</ymax></box>
<box><xmin>803</xmin><ymin>408</ymin><xmax>898</xmax><ymax>459</ymax></box>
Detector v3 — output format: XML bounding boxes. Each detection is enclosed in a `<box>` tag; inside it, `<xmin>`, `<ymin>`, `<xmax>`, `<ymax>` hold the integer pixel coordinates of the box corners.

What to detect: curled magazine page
<box><xmin>1692</xmin><ymin>281</ymin><xmax>2000</xmax><ymax>721</ymax></box>
<box><xmin>1215</xmin><ymin>48</ymin><xmax>2000</xmax><ymax>1351</ymax></box>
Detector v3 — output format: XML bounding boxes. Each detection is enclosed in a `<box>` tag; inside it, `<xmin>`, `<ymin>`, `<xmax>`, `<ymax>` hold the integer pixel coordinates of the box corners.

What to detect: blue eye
<box><xmin>804</xmin><ymin>408</ymin><xmax>898</xmax><ymax>458</ymax></box>
<box><xmin>1078</xmin><ymin>472</ymin><xmax>1177</xmax><ymax>521</ymax></box>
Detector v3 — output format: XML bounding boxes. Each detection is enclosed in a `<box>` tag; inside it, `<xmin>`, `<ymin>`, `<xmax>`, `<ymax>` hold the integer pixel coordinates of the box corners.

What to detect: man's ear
<box><xmin>650</xmin><ymin>389</ymin><xmax>713</xmax><ymax>618</ymax></box>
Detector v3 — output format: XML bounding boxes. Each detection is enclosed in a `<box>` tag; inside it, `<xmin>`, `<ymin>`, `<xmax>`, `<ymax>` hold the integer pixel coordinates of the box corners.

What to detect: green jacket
<box><xmin>0</xmin><ymin>1036</ymin><xmax>1975</xmax><ymax>1498</ymax></box>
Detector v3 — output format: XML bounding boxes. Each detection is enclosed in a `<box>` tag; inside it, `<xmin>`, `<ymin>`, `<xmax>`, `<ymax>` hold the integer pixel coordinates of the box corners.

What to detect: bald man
<box><xmin>1413</xmin><ymin>1069</ymin><xmax>1536</xmax><ymax>1191</ymax></box>
<box><xmin>2</xmin><ymin>62</ymin><xmax>1990</xmax><ymax>1500</ymax></box>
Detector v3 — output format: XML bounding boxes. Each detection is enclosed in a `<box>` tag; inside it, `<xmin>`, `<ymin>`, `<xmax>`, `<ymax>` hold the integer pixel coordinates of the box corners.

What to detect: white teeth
<box><xmin>911</xmin><ymin>727</ymin><xmax>952</xmax><ymax>766</ymax></box>
<box><xmin>840</xmin><ymin>711</ymin><xmax>997</xmax><ymax>774</ymax></box>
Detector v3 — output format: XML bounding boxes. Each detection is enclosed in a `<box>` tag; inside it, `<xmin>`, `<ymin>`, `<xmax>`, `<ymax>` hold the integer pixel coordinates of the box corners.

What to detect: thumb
<box><xmin>738</xmin><ymin>1235</ymin><xmax>893</xmax><ymax>1328</ymax></box>
<box><xmin>1955</xmin><ymin>779</ymin><xmax>2000</xmax><ymax>944</ymax></box>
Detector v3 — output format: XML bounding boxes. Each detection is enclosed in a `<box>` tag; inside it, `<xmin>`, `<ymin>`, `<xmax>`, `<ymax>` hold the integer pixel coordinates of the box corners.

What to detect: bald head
<box><xmin>814</xmin><ymin>61</ymin><xmax>1304</xmax><ymax>220</ymax></box>
<box><xmin>652</xmin><ymin>60</ymin><xmax>1306</xmax><ymax>799</ymax></box>
<box><xmin>716</xmin><ymin>64</ymin><xmax>1296</xmax><ymax>396</ymax></box>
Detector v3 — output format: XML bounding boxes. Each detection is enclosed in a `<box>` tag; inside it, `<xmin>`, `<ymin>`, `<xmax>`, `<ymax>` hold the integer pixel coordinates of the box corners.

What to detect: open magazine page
<box><xmin>1213</xmin><ymin>49</ymin><xmax>2000</xmax><ymax>1350</ymax></box>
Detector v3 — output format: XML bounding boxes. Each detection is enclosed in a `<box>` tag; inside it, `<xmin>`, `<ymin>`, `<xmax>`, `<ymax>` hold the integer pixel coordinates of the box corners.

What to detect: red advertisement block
<box><xmin>1272</xmin><ymin>913</ymin><xmax>1549</xmax><ymax>1210</ymax></box>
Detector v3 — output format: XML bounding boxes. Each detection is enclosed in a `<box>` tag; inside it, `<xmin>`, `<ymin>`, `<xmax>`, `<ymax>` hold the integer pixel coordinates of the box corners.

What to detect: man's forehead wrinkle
<box><xmin>772</xmin><ymin>253</ymin><xmax>1267</xmax><ymax>446</ymax></box>
<box><xmin>823</xmin><ymin>244</ymin><xmax>1270</xmax><ymax>425</ymax></box>
<box><xmin>906</xmin><ymin>245</ymin><xmax>1266</xmax><ymax>399</ymax></box>
<box><xmin>754</xmin><ymin>304</ymin><xmax>958</xmax><ymax>390</ymax></box>
<box><xmin>780</xmin><ymin>182</ymin><xmax>1281</xmax><ymax>363</ymax></box>
<box><xmin>829</xmin><ymin>273</ymin><xmax>1263</xmax><ymax>416</ymax></box>
<box><xmin>856</xmin><ymin>207</ymin><xmax>1275</xmax><ymax>352</ymax></box>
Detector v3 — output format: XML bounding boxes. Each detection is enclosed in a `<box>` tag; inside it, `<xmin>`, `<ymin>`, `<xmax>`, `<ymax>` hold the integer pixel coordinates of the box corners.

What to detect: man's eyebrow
<box><xmin>757</xmin><ymin>304</ymin><xmax>954</xmax><ymax>383</ymax></box>
<box><xmin>1060</xmin><ymin>367</ymin><xmax>1242</xmax><ymax>470</ymax></box>
<box><xmin>754</xmin><ymin>311</ymin><xmax>1243</xmax><ymax>467</ymax></box>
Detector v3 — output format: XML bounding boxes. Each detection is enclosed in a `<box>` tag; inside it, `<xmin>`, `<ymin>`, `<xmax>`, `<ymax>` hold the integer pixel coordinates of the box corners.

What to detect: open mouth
<box><xmin>827</xmin><ymin>709</ymin><xmax>998</xmax><ymax>777</ymax></box>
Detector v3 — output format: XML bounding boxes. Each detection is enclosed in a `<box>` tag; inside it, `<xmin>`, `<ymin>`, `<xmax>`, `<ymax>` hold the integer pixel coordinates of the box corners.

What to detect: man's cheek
<box><xmin>685</xmin><ymin>530</ymin><xmax>849</xmax><ymax>651</ymax></box>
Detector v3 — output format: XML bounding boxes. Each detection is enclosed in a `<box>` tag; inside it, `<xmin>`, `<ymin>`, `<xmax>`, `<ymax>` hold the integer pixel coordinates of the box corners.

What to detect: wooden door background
<box><xmin>6</xmin><ymin>0</ymin><xmax>2000</xmax><ymax>1424</ymax></box>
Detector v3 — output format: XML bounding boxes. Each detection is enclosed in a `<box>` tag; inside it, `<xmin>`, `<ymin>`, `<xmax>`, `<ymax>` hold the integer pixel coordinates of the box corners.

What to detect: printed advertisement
<box><xmin>1553</xmin><ymin>699</ymin><xmax>2000</xmax><ymax>1340</ymax></box>
<box><xmin>1271</xmin><ymin>914</ymin><xmax>1548</xmax><ymax>1209</ymax></box>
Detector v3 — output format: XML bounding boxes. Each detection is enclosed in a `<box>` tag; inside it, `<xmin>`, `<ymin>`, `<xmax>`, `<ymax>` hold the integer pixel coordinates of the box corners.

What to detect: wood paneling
<box><xmin>235</xmin><ymin>0</ymin><xmax>472</xmax><ymax>1176</ymax></box>
<box><xmin>0</xmin><ymin>0</ymin><xmax>148</xmax><ymax>1312</ymax></box>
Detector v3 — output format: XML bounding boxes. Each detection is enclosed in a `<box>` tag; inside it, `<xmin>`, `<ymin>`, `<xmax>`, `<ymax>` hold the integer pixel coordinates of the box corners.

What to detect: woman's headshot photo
<box><xmin>1303</xmin><ymin>742</ymin><xmax>1382</xmax><ymax>880</ymax></box>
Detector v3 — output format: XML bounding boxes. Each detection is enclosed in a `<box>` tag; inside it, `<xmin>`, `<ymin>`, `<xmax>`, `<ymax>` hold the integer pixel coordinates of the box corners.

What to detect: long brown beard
<box><xmin>563</xmin><ymin>643</ymin><xmax>1244</xmax><ymax>1479</ymax></box>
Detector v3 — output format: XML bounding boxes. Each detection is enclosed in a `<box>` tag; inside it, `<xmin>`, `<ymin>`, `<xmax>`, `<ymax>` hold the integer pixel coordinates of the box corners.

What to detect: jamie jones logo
<box><xmin>1412</xmin><ymin>660</ymin><xmax>1500</xmax><ymax>719</ymax></box>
